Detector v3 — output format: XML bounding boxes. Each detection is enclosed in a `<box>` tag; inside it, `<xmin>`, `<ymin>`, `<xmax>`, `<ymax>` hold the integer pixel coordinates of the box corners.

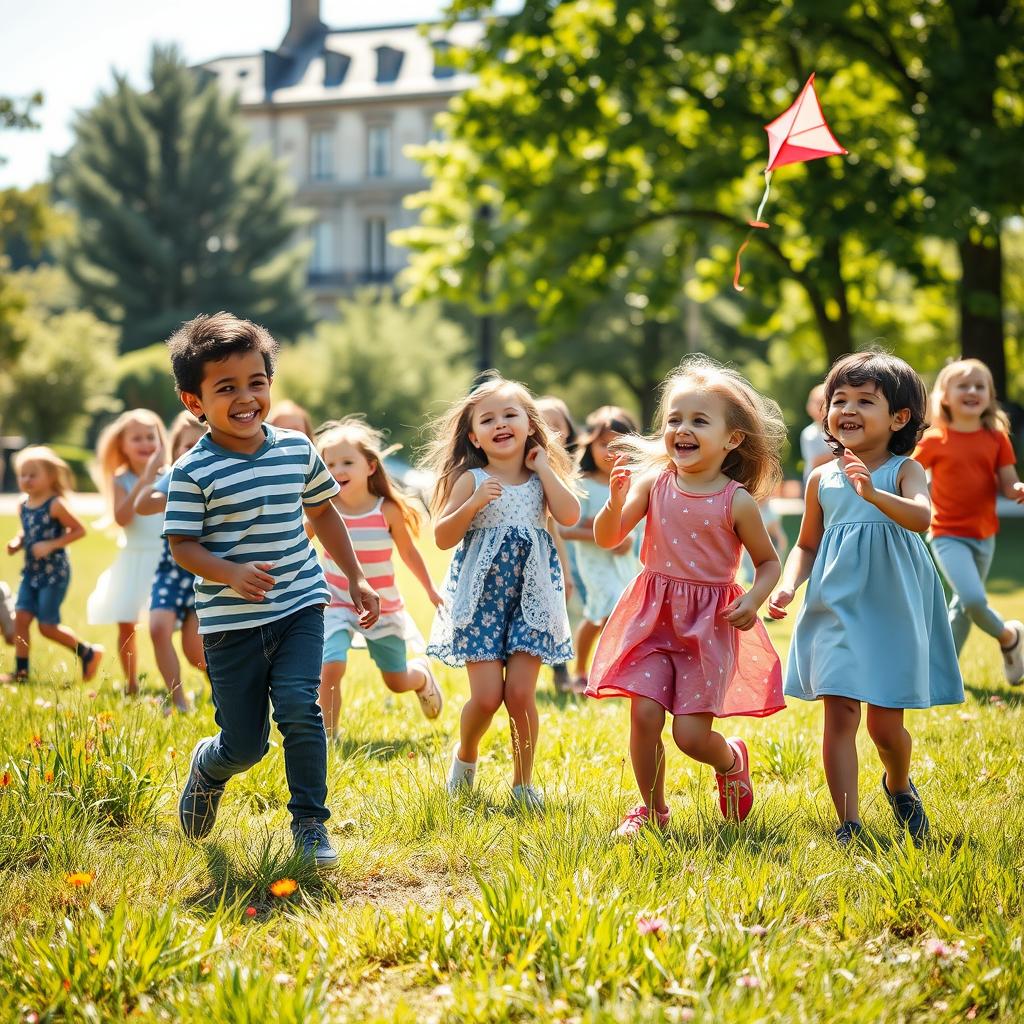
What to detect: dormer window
<box><xmin>323</xmin><ymin>49</ymin><xmax>349</xmax><ymax>87</ymax></box>
<box><xmin>375</xmin><ymin>45</ymin><xmax>404</xmax><ymax>84</ymax></box>
<box><xmin>432</xmin><ymin>40</ymin><xmax>455</xmax><ymax>79</ymax></box>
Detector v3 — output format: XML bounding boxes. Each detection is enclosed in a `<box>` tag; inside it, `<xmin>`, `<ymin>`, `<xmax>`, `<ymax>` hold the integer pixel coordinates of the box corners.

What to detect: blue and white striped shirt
<box><xmin>162</xmin><ymin>425</ymin><xmax>339</xmax><ymax>633</ymax></box>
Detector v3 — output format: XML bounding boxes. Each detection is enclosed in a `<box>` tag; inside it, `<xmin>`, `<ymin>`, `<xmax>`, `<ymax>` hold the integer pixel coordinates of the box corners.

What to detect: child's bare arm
<box><xmin>768</xmin><ymin>468</ymin><xmax>826</xmax><ymax>619</ymax></box>
<box><xmin>307</xmin><ymin>500</ymin><xmax>380</xmax><ymax>626</ymax></box>
<box><xmin>434</xmin><ymin>472</ymin><xmax>493</xmax><ymax>550</ymax></box>
<box><xmin>134</xmin><ymin>488</ymin><xmax>167</xmax><ymax>517</ymax></box>
<box><xmin>594</xmin><ymin>459</ymin><xmax>654</xmax><ymax>548</ymax></box>
<box><xmin>997</xmin><ymin>464</ymin><xmax>1024</xmax><ymax>503</ymax></box>
<box><xmin>30</xmin><ymin>498</ymin><xmax>87</xmax><ymax>558</ymax></box>
<box><xmin>725</xmin><ymin>490</ymin><xmax>781</xmax><ymax>630</ymax></box>
<box><xmin>384</xmin><ymin>500</ymin><xmax>442</xmax><ymax>607</ymax></box>
<box><xmin>168</xmin><ymin>537</ymin><xmax>275</xmax><ymax>602</ymax></box>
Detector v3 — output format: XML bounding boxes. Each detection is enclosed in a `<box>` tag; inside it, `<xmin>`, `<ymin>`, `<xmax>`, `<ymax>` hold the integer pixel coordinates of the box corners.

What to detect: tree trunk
<box><xmin>957</xmin><ymin>234</ymin><xmax>1006</xmax><ymax>396</ymax></box>
<box><xmin>638</xmin><ymin>318</ymin><xmax>663</xmax><ymax>429</ymax></box>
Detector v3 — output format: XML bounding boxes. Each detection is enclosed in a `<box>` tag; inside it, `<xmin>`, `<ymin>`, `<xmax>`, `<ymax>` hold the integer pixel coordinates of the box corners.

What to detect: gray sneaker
<box><xmin>178</xmin><ymin>739</ymin><xmax>225</xmax><ymax>840</ymax></box>
<box><xmin>510</xmin><ymin>783</ymin><xmax>545</xmax><ymax>813</ymax></box>
<box><xmin>292</xmin><ymin>818</ymin><xmax>338</xmax><ymax>868</ymax></box>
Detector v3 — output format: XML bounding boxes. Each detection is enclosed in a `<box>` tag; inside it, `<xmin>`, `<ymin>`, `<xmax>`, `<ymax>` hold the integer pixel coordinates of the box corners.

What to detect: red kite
<box><xmin>734</xmin><ymin>73</ymin><xmax>848</xmax><ymax>291</ymax></box>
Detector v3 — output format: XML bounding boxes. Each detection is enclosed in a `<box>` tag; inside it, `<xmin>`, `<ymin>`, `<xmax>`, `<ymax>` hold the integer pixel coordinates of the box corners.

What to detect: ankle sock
<box><xmin>76</xmin><ymin>642</ymin><xmax>92</xmax><ymax>667</ymax></box>
<box><xmin>15</xmin><ymin>656</ymin><xmax>28</xmax><ymax>675</ymax></box>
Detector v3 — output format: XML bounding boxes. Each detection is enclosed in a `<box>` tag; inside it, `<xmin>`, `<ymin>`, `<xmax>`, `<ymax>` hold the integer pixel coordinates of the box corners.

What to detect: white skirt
<box><xmin>87</xmin><ymin>544</ymin><xmax>162</xmax><ymax>625</ymax></box>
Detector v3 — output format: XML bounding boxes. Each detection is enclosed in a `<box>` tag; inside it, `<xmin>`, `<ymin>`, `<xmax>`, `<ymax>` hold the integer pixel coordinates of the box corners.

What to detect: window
<box><xmin>375</xmin><ymin>46</ymin><xmax>404</xmax><ymax>83</ymax></box>
<box><xmin>364</xmin><ymin>217</ymin><xmax>387</xmax><ymax>279</ymax></box>
<box><xmin>432</xmin><ymin>41</ymin><xmax>455</xmax><ymax>79</ymax></box>
<box><xmin>310</xmin><ymin>219</ymin><xmax>333</xmax><ymax>275</ymax></box>
<box><xmin>367</xmin><ymin>124</ymin><xmax>391</xmax><ymax>178</ymax></box>
<box><xmin>310</xmin><ymin>127</ymin><xmax>333</xmax><ymax>181</ymax></box>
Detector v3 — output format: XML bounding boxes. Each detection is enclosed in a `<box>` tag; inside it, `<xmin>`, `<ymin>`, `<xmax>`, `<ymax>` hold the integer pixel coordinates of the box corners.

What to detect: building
<box><xmin>197</xmin><ymin>0</ymin><xmax>481</xmax><ymax>314</ymax></box>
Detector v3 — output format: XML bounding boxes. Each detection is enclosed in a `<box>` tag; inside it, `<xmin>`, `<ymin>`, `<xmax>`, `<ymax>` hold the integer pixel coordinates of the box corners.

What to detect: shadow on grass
<box><xmin>535</xmin><ymin>686</ymin><xmax>587</xmax><ymax>710</ymax></box>
<box><xmin>964</xmin><ymin>683</ymin><xmax>1024</xmax><ymax>707</ymax></box>
<box><xmin>333</xmin><ymin>736</ymin><xmax>424</xmax><ymax>761</ymax></box>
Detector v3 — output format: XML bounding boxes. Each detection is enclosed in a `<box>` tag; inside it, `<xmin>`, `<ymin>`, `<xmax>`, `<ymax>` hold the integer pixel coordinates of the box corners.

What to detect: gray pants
<box><xmin>929</xmin><ymin>534</ymin><xmax>1004</xmax><ymax>654</ymax></box>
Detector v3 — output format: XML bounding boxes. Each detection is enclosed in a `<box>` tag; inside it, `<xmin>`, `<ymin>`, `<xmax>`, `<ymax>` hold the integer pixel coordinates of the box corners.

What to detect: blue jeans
<box><xmin>198</xmin><ymin>605</ymin><xmax>329</xmax><ymax>823</ymax></box>
<box><xmin>929</xmin><ymin>534</ymin><xmax>1004</xmax><ymax>653</ymax></box>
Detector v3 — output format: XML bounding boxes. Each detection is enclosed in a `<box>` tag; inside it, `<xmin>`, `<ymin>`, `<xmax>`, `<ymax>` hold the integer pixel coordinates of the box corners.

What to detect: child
<box><xmin>559</xmin><ymin>406</ymin><xmax>640</xmax><ymax>693</ymax></box>
<box><xmin>536</xmin><ymin>395</ymin><xmax>583</xmax><ymax>693</ymax></box>
<box><xmin>268</xmin><ymin>400</ymin><xmax>316</xmax><ymax>441</ymax></box>
<box><xmin>800</xmin><ymin>383</ymin><xmax>831</xmax><ymax>491</ymax></box>
<box><xmin>425</xmin><ymin>375</ymin><xmax>581</xmax><ymax>809</ymax></box>
<box><xmin>770</xmin><ymin>351</ymin><xmax>964</xmax><ymax>847</ymax></box>
<box><xmin>314</xmin><ymin>417</ymin><xmax>444</xmax><ymax>737</ymax></box>
<box><xmin>87</xmin><ymin>409</ymin><xmax>168</xmax><ymax>694</ymax></box>
<box><xmin>134</xmin><ymin>411</ymin><xmax>208</xmax><ymax>713</ymax></box>
<box><xmin>587</xmin><ymin>356</ymin><xmax>786</xmax><ymax>835</ymax></box>
<box><xmin>913</xmin><ymin>359</ymin><xmax>1024</xmax><ymax>684</ymax></box>
<box><xmin>162</xmin><ymin>312</ymin><xmax>380</xmax><ymax>866</ymax></box>
<box><xmin>2</xmin><ymin>447</ymin><xmax>103</xmax><ymax>682</ymax></box>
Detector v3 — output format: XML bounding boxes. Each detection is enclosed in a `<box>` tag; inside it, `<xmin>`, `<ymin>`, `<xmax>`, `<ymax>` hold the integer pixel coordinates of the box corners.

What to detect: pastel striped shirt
<box><xmin>325</xmin><ymin>497</ymin><xmax>403</xmax><ymax>615</ymax></box>
<box><xmin>162</xmin><ymin>425</ymin><xmax>339</xmax><ymax>633</ymax></box>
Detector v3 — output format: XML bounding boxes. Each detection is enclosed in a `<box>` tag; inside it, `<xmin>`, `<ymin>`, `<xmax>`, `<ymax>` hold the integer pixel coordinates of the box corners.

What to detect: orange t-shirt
<box><xmin>913</xmin><ymin>426</ymin><xmax>1016</xmax><ymax>539</ymax></box>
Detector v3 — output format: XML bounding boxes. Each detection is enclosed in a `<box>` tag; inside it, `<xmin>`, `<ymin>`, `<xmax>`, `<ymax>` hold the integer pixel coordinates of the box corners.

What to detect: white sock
<box><xmin>447</xmin><ymin>747</ymin><xmax>476</xmax><ymax>792</ymax></box>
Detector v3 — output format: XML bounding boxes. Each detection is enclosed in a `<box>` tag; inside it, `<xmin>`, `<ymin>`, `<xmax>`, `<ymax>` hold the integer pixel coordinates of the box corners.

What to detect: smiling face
<box><xmin>181</xmin><ymin>350</ymin><xmax>272</xmax><ymax>452</ymax></box>
<box><xmin>827</xmin><ymin>381</ymin><xmax>909</xmax><ymax>456</ymax></box>
<box><xmin>662</xmin><ymin>387</ymin><xmax>741</xmax><ymax>475</ymax></box>
<box><xmin>322</xmin><ymin>439</ymin><xmax>374</xmax><ymax>501</ymax></box>
<box><xmin>468</xmin><ymin>388</ymin><xmax>532</xmax><ymax>461</ymax></box>
<box><xmin>121</xmin><ymin>419</ymin><xmax>161</xmax><ymax>471</ymax></box>
<box><xmin>943</xmin><ymin>368</ymin><xmax>991</xmax><ymax>423</ymax></box>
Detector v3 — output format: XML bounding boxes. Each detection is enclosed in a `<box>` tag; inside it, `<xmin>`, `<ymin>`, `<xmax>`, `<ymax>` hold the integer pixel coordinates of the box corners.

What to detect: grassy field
<box><xmin>2</xmin><ymin>514</ymin><xmax>1024</xmax><ymax>1023</ymax></box>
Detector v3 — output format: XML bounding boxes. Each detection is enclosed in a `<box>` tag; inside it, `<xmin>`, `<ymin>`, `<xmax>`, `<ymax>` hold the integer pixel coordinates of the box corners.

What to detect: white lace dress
<box><xmin>427</xmin><ymin>468</ymin><xmax>573</xmax><ymax>666</ymax></box>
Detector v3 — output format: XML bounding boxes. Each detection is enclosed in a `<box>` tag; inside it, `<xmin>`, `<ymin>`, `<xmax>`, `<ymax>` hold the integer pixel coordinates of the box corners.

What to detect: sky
<box><xmin>0</xmin><ymin>0</ymin><xmax>454</xmax><ymax>188</ymax></box>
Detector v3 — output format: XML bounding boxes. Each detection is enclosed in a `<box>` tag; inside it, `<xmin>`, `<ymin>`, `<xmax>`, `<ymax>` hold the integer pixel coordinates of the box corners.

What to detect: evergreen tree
<box><xmin>57</xmin><ymin>46</ymin><xmax>313</xmax><ymax>351</ymax></box>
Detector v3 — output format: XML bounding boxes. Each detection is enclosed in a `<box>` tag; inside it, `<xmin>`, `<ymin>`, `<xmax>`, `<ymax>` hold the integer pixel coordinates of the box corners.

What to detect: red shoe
<box><xmin>614</xmin><ymin>804</ymin><xmax>670</xmax><ymax>837</ymax></box>
<box><xmin>716</xmin><ymin>738</ymin><xmax>753</xmax><ymax>822</ymax></box>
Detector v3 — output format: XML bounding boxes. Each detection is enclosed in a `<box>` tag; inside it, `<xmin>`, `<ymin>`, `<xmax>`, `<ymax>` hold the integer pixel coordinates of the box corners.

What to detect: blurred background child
<box><xmin>267</xmin><ymin>399</ymin><xmax>316</xmax><ymax>440</ymax></box>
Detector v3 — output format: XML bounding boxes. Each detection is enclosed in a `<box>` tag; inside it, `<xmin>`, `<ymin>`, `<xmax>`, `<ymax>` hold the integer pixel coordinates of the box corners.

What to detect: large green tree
<box><xmin>58</xmin><ymin>46</ymin><xmax>313</xmax><ymax>352</ymax></box>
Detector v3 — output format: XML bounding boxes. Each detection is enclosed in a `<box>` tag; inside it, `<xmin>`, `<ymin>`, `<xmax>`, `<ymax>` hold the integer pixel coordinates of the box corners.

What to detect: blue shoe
<box><xmin>835</xmin><ymin>820</ymin><xmax>864</xmax><ymax>848</ymax></box>
<box><xmin>882</xmin><ymin>774</ymin><xmax>930</xmax><ymax>847</ymax></box>
<box><xmin>292</xmin><ymin>818</ymin><xmax>338</xmax><ymax>868</ymax></box>
<box><xmin>178</xmin><ymin>739</ymin><xmax>225</xmax><ymax>840</ymax></box>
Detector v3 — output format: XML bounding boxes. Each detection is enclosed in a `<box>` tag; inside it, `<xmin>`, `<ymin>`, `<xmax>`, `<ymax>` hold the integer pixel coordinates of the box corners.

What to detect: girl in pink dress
<box><xmin>586</xmin><ymin>356</ymin><xmax>787</xmax><ymax>834</ymax></box>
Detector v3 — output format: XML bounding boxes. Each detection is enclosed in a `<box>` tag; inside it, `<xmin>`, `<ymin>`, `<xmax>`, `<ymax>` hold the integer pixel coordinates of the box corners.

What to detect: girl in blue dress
<box><xmin>769</xmin><ymin>351</ymin><xmax>963</xmax><ymax>847</ymax></box>
<box><xmin>425</xmin><ymin>375</ymin><xmax>581</xmax><ymax>810</ymax></box>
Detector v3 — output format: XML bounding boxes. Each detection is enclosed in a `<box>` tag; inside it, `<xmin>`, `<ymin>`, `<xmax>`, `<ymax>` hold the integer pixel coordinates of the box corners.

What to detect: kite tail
<box><xmin>733</xmin><ymin>170</ymin><xmax>773</xmax><ymax>292</ymax></box>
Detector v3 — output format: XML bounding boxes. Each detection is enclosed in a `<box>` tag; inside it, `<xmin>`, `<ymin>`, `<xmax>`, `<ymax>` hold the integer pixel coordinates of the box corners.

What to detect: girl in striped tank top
<box><xmin>313</xmin><ymin>419</ymin><xmax>444</xmax><ymax>737</ymax></box>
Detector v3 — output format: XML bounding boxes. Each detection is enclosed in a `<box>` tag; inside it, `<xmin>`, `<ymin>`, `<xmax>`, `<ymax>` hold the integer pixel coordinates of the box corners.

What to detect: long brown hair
<box><xmin>422</xmin><ymin>374</ymin><xmax>577</xmax><ymax>513</ymax></box>
<box><xmin>930</xmin><ymin>358</ymin><xmax>1010</xmax><ymax>434</ymax></box>
<box><xmin>615</xmin><ymin>355</ymin><xmax>785</xmax><ymax>501</ymax></box>
<box><xmin>316</xmin><ymin>417</ymin><xmax>422</xmax><ymax>536</ymax></box>
<box><xmin>14</xmin><ymin>446</ymin><xmax>75</xmax><ymax>497</ymax></box>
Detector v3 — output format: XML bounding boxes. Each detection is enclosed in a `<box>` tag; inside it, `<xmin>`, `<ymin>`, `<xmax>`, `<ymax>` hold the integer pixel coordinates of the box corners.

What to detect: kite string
<box><xmin>733</xmin><ymin>170</ymin><xmax>773</xmax><ymax>292</ymax></box>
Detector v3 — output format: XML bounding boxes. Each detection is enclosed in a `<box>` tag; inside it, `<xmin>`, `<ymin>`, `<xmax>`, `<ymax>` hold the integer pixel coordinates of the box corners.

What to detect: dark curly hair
<box><xmin>166</xmin><ymin>311</ymin><xmax>278</xmax><ymax>398</ymax></box>
<box><xmin>822</xmin><ymin>350</ymin><xmax>928</xmax><ymax>456</ymax></box>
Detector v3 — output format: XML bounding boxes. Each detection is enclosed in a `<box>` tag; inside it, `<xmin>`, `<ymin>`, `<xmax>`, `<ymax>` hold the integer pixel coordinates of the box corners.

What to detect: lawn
<box><xmin>2</xmin><ymin>514</ymin><xmax>1024</xmax><ymax>1023</ymax></box>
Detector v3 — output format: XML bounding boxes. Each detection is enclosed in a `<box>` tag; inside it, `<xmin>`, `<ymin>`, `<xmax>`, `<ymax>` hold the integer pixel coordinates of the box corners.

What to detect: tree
<box><xmin>57</xmin><ymin>45</ymin><xmax>313</xmax><ymax>352</ymax></box>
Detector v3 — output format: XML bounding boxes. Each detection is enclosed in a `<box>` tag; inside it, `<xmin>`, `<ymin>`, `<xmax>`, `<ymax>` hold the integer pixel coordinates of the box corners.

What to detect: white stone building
<box><xmin>197</xmin><ymin>1</ymin><xmax>481</xmax><ymax>314</ymax></box>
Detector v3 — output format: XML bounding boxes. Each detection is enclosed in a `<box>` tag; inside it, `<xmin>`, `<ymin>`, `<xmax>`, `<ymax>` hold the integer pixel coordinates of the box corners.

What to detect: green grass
<box><xmin>2</xmin><ymin>515</ymin><xmax>1024</xmax><ymax>1022</ymax></box>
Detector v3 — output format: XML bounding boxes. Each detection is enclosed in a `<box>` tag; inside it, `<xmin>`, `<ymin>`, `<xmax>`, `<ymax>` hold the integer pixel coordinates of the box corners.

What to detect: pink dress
<box><xmin>586</xmin><ymin>470</ymin><xmax>784</xmax><ymax>718</ymax></box>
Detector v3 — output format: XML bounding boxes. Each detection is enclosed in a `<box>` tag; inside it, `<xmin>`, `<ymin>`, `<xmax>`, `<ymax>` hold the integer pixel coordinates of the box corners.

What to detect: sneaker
<box><xmin>292</xmin><ymin>818</ymin><xmax>339</xmax><ymax>868</ymax></box>
<box><xmin>447</xmin><ymin>745</ymin><xmax>477</xmax><ymax>795</ymax></box>
<box><xmin>882</xmin><ymin>774</ymin><xmax>930</xmax><ymax>847</ymax></box>
<box><xmin>510</xmin><ymin>783</ymin><xmax>545</xmax><ymax>812</ymax></box>
<box><xmin>82</xmin><ymin>645</ymin><xmax>104</xmax><ymax>682</ymax></box>
<box><xmin>835</xmin><ymin>820</ymin><xmax>865</xmax><ymax>848</ymax></box>
<box><xmin>614</xmin><ymin>804</ymin><xmax>671</xmax><ymax>837</ymax></box>
<box><xmin>410</xmin><ymin>657</ymin><xmax>443</xmax><ymax>719</ymax></box>
<box><xmin>716</xmin><ymin>738</ymin><xmax>754</xmax><ymax>822</ymax></box>
<box><xmin>178</xmin><ymin>739</ymin><xmax>225</xmax><ymax>840</ymax></box>
<box><xmin>0</xmin><ymin>582</ymin><xmax>14</xmax><ymax>644</ymax></box>
<box><xmin>1001</xmin><ymin>620</ymin><xmax>1024</xmax><ymax>685</ymax></box>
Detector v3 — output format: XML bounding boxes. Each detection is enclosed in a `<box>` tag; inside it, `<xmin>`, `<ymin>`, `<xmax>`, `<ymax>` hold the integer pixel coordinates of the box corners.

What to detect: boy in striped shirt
<box><xmin>163</xmin><ymin>312</ymin><xmax>380</xmax><ymax>867</ymax></box>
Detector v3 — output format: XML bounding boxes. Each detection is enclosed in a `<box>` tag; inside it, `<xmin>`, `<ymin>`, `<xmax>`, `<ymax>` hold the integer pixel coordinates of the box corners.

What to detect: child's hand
<box><xmin>6</xmin><ymin>536</ymin><xmax>22</xmax><ymax>556</ymax></box>
<box><xmin>839</xmin><ymin>449</ymin><xmax>876</xmax><ymax>501</ymax></box>
<box><xmin>229</xmin><ymin>562</ymin><xmax>275</xmax><ymax>602</ymax></box>
<box><xmin>1012</xmin><ymin>481</ymin><xmax>1024</xmax><ymax>505</ymax></box>
<box><xmin>473</xmin><ymin>476</ymin><xmax>504</xmax><ymax>510</ymax></box>
<box><xmin>142</xmin><ymin>443</ymin><xmax>165</xmax><ymax>482</ymax></box>
<box><xmin>613</xmin><ymin>537</ymin><xmax>633</xmax><ymax>556</ymax></box>
<box><xmin>525</xmin><ymin>446</ymin><xmax>549</xmax><ymax>473</ymax></box>
<box><xmin>350</xmin><ymin>578</ymin><xmax>381</xmax><ymax>628</ymax></box>
<box><xmin>767</xmin><ymin>588</ymin><xmax>794</xmax><ymax>620</ymax></box>
<box><xmin>427</xmin><ymin>585</ymin><xmax>445</xmax><ymax>609</ymax></box>
<box><xmin>30</xmin><ymin>540</ymin><xmax>55</xmax><ymax>560</ymax></box>
<box><xmin>723</xmin><ymin>592</ymin><xmax>759</xmax><ymax>631</ymax></box>
<box><xmin>608</xmin><ymin>456</ymin><xmax>631</xmax><ymax>510</ymax></box>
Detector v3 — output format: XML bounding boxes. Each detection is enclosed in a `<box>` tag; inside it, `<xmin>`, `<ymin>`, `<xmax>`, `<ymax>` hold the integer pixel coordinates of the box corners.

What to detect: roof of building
<box><xmin>198</xmin><ymin>20</ymin><xmax>483</xmax><ymax>108</ymax></box>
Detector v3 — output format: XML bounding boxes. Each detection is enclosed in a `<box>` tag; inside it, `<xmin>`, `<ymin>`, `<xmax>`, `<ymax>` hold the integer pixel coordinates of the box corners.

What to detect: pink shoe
<box><xmin>614</xmin><ymin>804</ymin><xmax>671</xmax><ymax>837</ymax></box>
<box><xmin>716</xmin><ymin>738</ymin><xmax>753</xmax><ymax>822</ymax></box>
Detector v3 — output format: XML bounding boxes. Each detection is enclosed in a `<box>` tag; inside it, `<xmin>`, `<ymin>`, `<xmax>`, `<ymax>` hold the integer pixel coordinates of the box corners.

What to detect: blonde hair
<box><xmin>167</xmin><ymin>411</ymin><xmax>206</xmax><ymax>463</ymax></box>
<box><xmin>268</xmin><ymin>400</ymin><xmax>315</xmax><ymax>440</ymax></box>
<box><xmin>92</xmin><ymin>409</ymin><xmax>168</xmax><ymax>514</ymax></box>
<box><xmin>422</xmin><ymin>374</ymin><xmax>577</xmax><ymax>513</ymax></box>
<box><xmin>931</xmin><ymin>358</ymin><xmax>1010</xmax><ymax>434</ymax></box>
<box><xmin>14</xmin><ymin>446</ymin><xmax>75</xmax><ymax>497</ymax></box>
<box><xmin>316</xmin><ymin>416</ymin><xmax>422</xmax><ymax>536</ymax></box>
<box><xmin>615</xmin><ymin>355</ymin><xmax>786</xmax><ymax>501</ymax></box>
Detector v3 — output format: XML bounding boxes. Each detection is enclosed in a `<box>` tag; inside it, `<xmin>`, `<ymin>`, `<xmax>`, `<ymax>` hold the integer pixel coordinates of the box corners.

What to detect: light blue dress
<box><xmin>785</xmin><ymin>456</ymin><xmax>963</xmax><ymax>709</ymax></box>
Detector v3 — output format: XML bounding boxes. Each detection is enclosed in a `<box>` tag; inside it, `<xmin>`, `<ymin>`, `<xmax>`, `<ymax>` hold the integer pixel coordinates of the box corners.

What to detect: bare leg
<box><xmin>671</xmin><ymin>713</ymin><xmax>734</xmax><ymax>772</ymax></box>
<box><xmin>13</xmin><ymin>610</ymin><xmax>33</xmax><ymax>661</ymax></box>
<box><xmin>380</xmin><ymin>664</ymin><xmax>427</xmax><ymax>695</ymax></box>
<box><xmin>573</xmin><ymin>619</ymin><xmax>604</xmax><ymax>682</ymax></box>
<box><xmin>866</xmin><ymin>705</ymin><xmax>912</xmax><ymax>794</ymax></box>
<box><xmin>459</xmin><ymin>660</ymin><xmax>505</xmax><ymax>764</ymax></box>
<box><xmin>117</xmin><ymin>622</ymin><xmax>138</xmax><ymax>694</ymax></box>
<box><xmin>38</xmin><ymin>620</ymin><xmax>84</xmax><ymax>653</ymax></box>
<box><xmin>504</xmin><ymin>652</ymin><xmax>542</xmax><ymax>786</ymax></box>
<box><xmin>822</xmin><ymin>696</ymin><xmax>862</xmax><ymax>824</ymax></box>
<box><xmin>180</xmin><ymin>612</ymin><xmax>206</xmax><ymax>672</ymax></box>
<box><xmin>318</xmin><ymin>661</ymin><xmax>346</xmax><ymax>738</ymax></box>
<box><xmin>149</xmin><ymin>610</ymin><xmax>188</xmax><ymax>709</ymax></box>
<box><xmin>629</xmin><ymin>697</ymin><xmax>669</xmax><ymax>814</ymax></box>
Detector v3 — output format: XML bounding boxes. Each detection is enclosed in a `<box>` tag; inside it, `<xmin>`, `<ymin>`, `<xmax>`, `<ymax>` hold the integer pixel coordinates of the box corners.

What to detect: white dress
<box><xmin>87</xmin><ymin>472</ymin><xmax>164</xmax><ymax>624</ymax></box>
